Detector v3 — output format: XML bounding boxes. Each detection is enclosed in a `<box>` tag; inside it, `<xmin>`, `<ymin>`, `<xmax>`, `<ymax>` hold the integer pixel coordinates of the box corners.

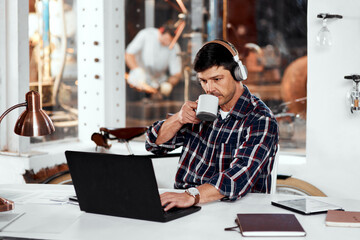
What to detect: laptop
<box><xmin>65</xmin><ymin>151</ymin><xmax>201</xmax><ymax>222</ymax></box>
<box><xmin>271</xmin><ymin>198</ymin><xmax>343</xmax><ymax>215</ymax></box>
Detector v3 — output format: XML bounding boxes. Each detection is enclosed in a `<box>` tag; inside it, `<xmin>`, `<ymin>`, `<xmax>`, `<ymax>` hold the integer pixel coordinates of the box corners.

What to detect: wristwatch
<box><xmin>185</xmin><ymin>187</ymin><xmax>200</xmax><ymax>206</ymax></box>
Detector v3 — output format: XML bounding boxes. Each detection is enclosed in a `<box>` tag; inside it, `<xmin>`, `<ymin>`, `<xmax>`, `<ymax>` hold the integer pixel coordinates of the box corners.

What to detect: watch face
<box><xmin>188</xmin><ymin>187</ymin><xmax>199</xmax><ymax>196</ymax></box>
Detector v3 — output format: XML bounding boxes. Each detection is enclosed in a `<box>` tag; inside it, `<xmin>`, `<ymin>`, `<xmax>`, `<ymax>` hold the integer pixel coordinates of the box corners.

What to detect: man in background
<box><xmin>125</xmin><ymin>22</ymin><xmax>182</xmax><ymax>98</ymax></box>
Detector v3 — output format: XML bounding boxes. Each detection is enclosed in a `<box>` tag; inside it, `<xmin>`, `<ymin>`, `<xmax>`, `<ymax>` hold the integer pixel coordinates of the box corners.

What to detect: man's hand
<box><xmin>160</xmin><ymin>184</ymin><xmax>225</xmax><ymax>211</ymax></box>
<box><xmin>177</xmin><ymin>101</ymin><xmax>201</xmax><ymax>125</ymax></box>
<box><xmin>160</xmin><ymin>82</ymin><xmax>173</xmax><ymax>96</ymax></box>
<box><xmin>160</xmin><ymin>192</ymin><xmax>196</xmax><ymax>211</ymax></box>
<box><xmin>137</xmin><ymin>82</ymin><xmax>158</xmax><ymax>94</ymax></box>
<box><xmin>127</xmin><ymin>67</ymin><xmax>146</xmax><ymax>86</ymax></box>
<box><xmin>126</xmin><ymin>68</ymin><xmax>158</xmax><ymax>94</ymax></box>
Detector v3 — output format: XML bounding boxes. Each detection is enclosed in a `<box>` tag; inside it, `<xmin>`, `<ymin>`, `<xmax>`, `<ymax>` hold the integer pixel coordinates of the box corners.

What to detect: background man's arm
<box><xmin>125</xmin><ymin>53</ymin><xmax>158</xmax><ymax>94</ymax></box>
<box><xmin>167</xmin><ymin>72</ymin><xmax>181</xmax><ymax>86</ymax></box>
<box><xmin>160</xmin><ymin>72</ymin><xmax>182</xmax><ymax>96</ymax></box>
<box><xmin>125</xmin><ymin>53</ymin><xmax>138</xmax><ymax>70</ymax></box>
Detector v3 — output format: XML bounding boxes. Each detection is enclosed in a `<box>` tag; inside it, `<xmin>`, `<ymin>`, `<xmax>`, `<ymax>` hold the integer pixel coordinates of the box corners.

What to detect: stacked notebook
<box><xmin>325</xmin><ymin>210</ymin><xmax>360</xmax><ymax>227</ymax></box>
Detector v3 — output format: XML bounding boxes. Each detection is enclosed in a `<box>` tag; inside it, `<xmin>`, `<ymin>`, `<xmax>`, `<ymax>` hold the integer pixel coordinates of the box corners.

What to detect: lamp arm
<box><xmin>0</xmin><ymin>102</ymin><xmax>27</xmax><ymax>124</ymax></box>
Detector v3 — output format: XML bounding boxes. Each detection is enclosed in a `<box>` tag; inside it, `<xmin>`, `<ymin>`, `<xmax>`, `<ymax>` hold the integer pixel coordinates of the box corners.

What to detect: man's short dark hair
<box><xmin>193</xmin><ymin>42</ymin><xmax>238</xmax><ymax>80</ymax></box>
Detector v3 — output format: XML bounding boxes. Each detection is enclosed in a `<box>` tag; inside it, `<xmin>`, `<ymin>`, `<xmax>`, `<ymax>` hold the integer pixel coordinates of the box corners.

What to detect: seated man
<box><xmin>145</xmin><ymin>40</ymin><xmax>279</xmax><ymax>211</ymax></box>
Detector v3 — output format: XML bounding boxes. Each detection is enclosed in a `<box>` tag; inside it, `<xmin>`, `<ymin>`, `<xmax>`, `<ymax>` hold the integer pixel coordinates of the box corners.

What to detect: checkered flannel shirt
<box><xmin>145</xmin><ymin>86</ymin><xmax>279</xmax><ymax>201</ymax></box>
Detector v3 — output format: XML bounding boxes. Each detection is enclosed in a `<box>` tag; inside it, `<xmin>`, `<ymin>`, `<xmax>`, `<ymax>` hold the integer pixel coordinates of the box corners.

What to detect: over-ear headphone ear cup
<box><xmin>234</xmin><ymin>64</ymin><xmax>248</xmax><ymax>81</ymax></box>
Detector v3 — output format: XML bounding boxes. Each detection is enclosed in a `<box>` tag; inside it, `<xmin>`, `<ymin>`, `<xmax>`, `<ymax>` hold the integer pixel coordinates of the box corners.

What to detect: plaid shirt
<box><xmin>145</xmin><ymin>86</ymin><xmax>279</xmax><ymax>201</ymax></box>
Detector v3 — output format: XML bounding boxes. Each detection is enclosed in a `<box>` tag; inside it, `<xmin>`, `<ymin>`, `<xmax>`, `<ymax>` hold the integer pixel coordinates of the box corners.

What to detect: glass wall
<box><xmin>124</xmin><ymin>0</ymin><xmax>198</xmax><ymax>127</ymax></box>
<box><xmin>124</xmin><ymin>0</ymin><xmax>307</xmax><ymax>153</ymax></box>
<box><xmin>227</xmin><ymin>0</ymin><xmax>307</xmax><ymax>152</ymax></box>
<box><xmin>28</xmin><ymin>0</ymin><xmax>78</xmax><ymax>143</ymax></box>
<box><xmin>28</xmin><ymin>0</ymin><xmax>307</xmax><ymax>153</ymax></box>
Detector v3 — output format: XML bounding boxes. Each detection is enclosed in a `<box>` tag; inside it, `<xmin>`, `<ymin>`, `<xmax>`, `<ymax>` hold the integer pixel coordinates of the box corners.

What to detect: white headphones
<box><xmin>204</xmin><ymin>39</ymin><xmax>248</xmax><ymax>81</ymax></box>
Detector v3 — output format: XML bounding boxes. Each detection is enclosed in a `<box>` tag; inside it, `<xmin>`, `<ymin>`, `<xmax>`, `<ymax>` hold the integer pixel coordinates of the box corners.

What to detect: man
<box><xmin>125</xmin><ymin>22</ymin><xmax>182</xmax><ymax>97</ymax></box>
<box><xmin>145</xmin><ymin>40</ymin><xmax>279</xmax><ymax>211</ymax></box>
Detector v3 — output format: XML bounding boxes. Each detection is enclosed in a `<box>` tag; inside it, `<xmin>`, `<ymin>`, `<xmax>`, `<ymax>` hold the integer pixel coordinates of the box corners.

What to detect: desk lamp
<box><xmin>0</xmin><ymin>90</ymin><xmax>55</xmax><ymax>212</ymax></box>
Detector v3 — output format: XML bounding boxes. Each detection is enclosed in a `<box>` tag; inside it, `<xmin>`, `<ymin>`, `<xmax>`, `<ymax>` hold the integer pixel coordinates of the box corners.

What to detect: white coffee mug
<box><xmin>196</xmin><ymin>94</ymin><xmax>219</xmax><ymax>121</ymax></box>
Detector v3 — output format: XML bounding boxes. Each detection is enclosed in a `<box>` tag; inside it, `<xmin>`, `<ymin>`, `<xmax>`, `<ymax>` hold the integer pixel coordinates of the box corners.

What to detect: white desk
<box><xmin>0</xmin><ymin>184</ymin><xmax>359</xmax><ymax>240</ymax></box>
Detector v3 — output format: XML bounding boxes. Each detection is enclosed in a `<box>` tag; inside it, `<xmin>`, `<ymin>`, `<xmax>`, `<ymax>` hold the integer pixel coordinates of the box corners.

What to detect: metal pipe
<box><xmin>184</xmin><ymin>66</ymin><xmax>190</xmax><ymax>102</ymax></box>
<box><xmin>223</xmin><ymin>0</ymin><xmax>228</xmax><ymax>40</ymax></box>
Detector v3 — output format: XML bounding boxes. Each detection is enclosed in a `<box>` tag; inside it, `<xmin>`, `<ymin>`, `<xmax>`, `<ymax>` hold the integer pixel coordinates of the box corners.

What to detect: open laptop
<box><xmin>65</xmin><ymin>151</ymin><xmax>201</xmax><ymax>222</ymax></box>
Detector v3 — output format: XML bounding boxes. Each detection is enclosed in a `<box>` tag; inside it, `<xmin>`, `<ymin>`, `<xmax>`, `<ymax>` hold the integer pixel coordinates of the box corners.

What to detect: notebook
<box><xmin>271</xmin><ymin>198</ymin><xmax>343</xmax><ymax>215</ymax></box>
<box><xmin>325</xmin><ymin>210</ymin><xmax>360</xmax><ymax>227</ymax></box>
<box><xmin>236</xmin><ymin>213</ymin><xmax>306</xmax><ymax>237</ymax></box>
<box><xmin>65</xmin><ymin>151</ymin><xmax>201</xmax><ymax>222</ymax></box>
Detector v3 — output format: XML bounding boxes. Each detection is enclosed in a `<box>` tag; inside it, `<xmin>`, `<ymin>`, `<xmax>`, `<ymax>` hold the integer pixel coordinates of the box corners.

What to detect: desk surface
<box><xmin>0</xmin><ymin>184</ymin><xmax>359</xmax><ymax>240</ymax></box>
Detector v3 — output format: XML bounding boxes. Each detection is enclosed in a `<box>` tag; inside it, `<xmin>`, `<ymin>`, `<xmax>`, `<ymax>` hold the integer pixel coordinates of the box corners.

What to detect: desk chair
<box><xmin>91</xmin><ymin>127</ymin><xmax>148</xmax><ymax>154</ymax></box>
<box><xmin>42</xmin><ymin>127</ymin><xmax>148</xmax><ymax>184</ymax></box>
<box><xmin>273</xmin><ymin>145</ymin><xmax>326</xmax><ymax>196</ymax></box>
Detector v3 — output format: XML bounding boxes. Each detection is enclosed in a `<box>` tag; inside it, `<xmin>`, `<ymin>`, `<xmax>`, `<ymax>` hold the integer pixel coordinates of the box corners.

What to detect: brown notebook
<box><xmin>326</xmin><ymin>210</ymin><xmax>360</xmax><ymax>227</ymax></box>
<box><xmin>236</xmin><ymin>213</ymin><xmax>306</xmax><ymax>237</ymax></box>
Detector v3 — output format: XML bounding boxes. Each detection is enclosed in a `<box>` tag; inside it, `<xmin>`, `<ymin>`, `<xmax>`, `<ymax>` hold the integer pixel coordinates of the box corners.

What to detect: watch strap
<box><xmin>185</xmin><ymin>188</ymin><xmax>200</xmax><ymax>206</ymax></box>
<box><xmin>193</xmin><ymin>193</ymin><xmax>200</xmax><ymax>205</ymax></box>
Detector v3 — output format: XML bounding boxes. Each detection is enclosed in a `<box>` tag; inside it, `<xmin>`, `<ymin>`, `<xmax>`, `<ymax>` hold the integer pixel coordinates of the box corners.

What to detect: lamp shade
<box><xmin>14</xmin><ymin>91</ymin><xmax>55</xmax><ymax>136</ymax></box>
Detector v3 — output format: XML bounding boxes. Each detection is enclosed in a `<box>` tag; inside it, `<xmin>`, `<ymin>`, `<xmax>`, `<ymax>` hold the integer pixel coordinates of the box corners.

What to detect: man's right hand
<box><xmin>177</xmin><ymin>101</ymin><xmax>201</xmax><ymax>125</ymax></box>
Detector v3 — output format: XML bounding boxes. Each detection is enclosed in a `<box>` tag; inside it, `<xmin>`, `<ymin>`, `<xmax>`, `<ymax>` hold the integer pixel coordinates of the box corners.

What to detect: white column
<box><xmin>77</xmin><ymin>0</ymin><xmax>125</xmax><ymax>143</ymax></box>
<box><xmin>145</xmin><ymin>0</ymin><xmax>155</xmax><ymax>28</ymax></box>
<box><xmin>0</xmin><ymin>0</ymin><xmax>30</xmax><ymax>154</ymax></box>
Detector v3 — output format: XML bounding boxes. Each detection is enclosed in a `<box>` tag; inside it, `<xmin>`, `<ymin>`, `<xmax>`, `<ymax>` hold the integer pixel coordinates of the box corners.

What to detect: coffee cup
<box><xmin>196</xmin><ymin>94</ymin><xmax>219</xmax><ymax>121</ymax></box>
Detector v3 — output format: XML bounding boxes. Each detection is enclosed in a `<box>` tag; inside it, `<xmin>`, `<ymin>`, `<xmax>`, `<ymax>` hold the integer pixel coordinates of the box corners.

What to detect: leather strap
<box><xmin>193</xmin><ymin>194</ymin><xmax>200</xmax><ymax>205</ymax></box>
<box><xmin>185</xmin><ymin>189</ymin><xmax>200</xmax><ymax>205</ymax></box>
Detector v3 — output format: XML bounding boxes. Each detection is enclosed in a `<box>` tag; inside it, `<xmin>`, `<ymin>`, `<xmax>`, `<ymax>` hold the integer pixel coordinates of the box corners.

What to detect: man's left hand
<box><xmin>160</xmin><ymin>192</ymin><xmax>195</xmax><ymax>211</ymax></box>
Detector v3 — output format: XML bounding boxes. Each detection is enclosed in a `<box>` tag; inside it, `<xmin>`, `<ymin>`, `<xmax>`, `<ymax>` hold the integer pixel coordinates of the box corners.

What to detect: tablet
<box><xmin>271</xmin><ymin>198</ymin><xmax>343</xmax><ymax>215</ymax></box>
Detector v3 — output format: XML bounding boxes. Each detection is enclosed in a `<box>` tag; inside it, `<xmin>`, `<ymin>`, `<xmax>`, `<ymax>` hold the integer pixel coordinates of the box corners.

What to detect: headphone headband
<box><xmin>202</xmin><ymin>39</ymin><xmax>248</xmax><ymax>81</ymax></box>
<box><xmin>206</xmin><ymin>40</ymin><xmax>239</xmax><ymax>57</ymax></box>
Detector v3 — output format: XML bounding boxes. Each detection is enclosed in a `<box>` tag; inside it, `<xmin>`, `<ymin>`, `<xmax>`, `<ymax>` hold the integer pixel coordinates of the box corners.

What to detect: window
<box><xmin>227</xmin><ymin>0</ymin><xmax>307</xmax><ymax>152</ymax></box>
<box><xmin>124</xmin><ymin>0</ymin><xmax>307</xmax><ymax>153</ymax></box>
<box><xmin>29</xmin><ymin>0</ymin><xmax>78</xmax><ymax>143</ymax></box>
<box><xmin>26</xmin><ymin>0</ymin><xmax>307</xmax><ymax>151</ymax></box>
